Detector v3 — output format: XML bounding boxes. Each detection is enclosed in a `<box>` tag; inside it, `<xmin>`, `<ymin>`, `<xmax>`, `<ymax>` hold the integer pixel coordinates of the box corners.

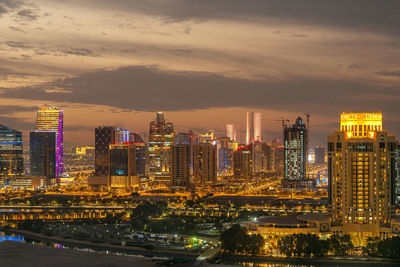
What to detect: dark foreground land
<box><xmin>0</xmin><ymin>241</ymin><xmax>159</xmax><ymax>267</ymax></box>
<box><xmin>221</xmin><ymin>255</ymin><xmax>400</xmax><ymax>267</ymax></box>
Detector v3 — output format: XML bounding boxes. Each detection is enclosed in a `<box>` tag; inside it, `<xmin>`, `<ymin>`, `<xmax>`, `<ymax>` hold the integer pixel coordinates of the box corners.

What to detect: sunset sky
<box><xmin>0</xmin><ymin>0</ymin><xmax>399</xmax><ymax>146</ymax></box>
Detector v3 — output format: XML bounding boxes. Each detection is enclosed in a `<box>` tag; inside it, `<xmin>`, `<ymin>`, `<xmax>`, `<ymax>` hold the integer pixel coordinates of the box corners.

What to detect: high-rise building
<box><xmin>30</xmin><ymin>131</ymin><xmax>56</xmax><ymax>184</ymax></box>
<box><xmin>199</xmin><ymin>131</ymin><xmax>215</xmax><ymax>144</ymax></box>
<box><xmin>129</xmin><ymin>133</ymin><xmax>147</xmax><ymax>177</ymax></box>
<box><xmin>283</xmin><ymin>117</ymin><xmax>308</xmax><ymax>187</ymax></box>
<box><xmin>148</xmin><ymin>111</ymin><xmax>174</xmax><ymax>184</ymax></box>
<box><xmin>328</xmin><ymin>113</ymin><xmax>397</xmax><ymax>230</ymax></box>
<box><xmin>129</xmin><ymin>132</ymin><xmax>145</xmax><ymax>143</ymax></box>
<box><xmin>246</xmin><ymin>112</ymin><xmax>254</xmax><ymax>145</ymax></box>
<box><xmin>252</xmin><ymin>141</ymin><xmax>264</xmax><ymax>174</ymax></box>
<box><xmin>254</xmin><ymin>112</ymin><xmax>262</xmax><ymax>142</ymax></box>
<box><xmin>217</xmin><ymin>137</ymin><xmax>233</xmax><ymax>175</ymax></box>
<box><xmin>246</xmin><ymin>112</ymin><xmax>262</xmax><ymax>144</ymax></box>
<box><xmin>193</xmin><ymin>143</ymin><xmax>217</xmax><ymax>184</ymax></box>
<box><xmin>270</xmin><ymin>140</ymin><xmax>285</xmax><ymax>176</ymax></box>
<box><xmin>34</xmin><ymin>105</ymin><xmax>63</xmax><ymax>179</ymax></box>
<box><xmin>226</xmin><ymin>124</ymin><xmax>237</xmax><ymax>142</ymax></box>
<box><xmin>0</xmin><ymin>125</ymin><xmax>23</xmax><ymax>177</ymax></box>
<box><xmin>327</xmin><ymin>113</ymin><xmax>400</xmax><ymax>245</ymax></box>
<box><xmin>314</xmin><ymin>146</ymin><xmax>325</xmax><ymax>164</ymax></box>
<box><xmin>395</xmin><ymin>145</ymin><xmax>400</xmax><ymax>206</ymax></box>
<box><xmin>109</xmin><ymin>143</ymin><xmax>138</xmax><ymax>189</ymax></box>
<box><xmin>262</xmin><ymin>142</ymin><xmax>272</xmax><ymax>172</ymax></box>
<box><xmin>95</xmin><ymin>126</ymin><xmax>116</xmax><ymax>176</ymax></box>
<box><xmin>234</xmin><ymin>145</ymin><xmax>252</xmax><ymax>179</ymax></box>
<box><xmin>116</xmin><ymin>128</ymin><xmax>129</xmax><ymax>144</ymax></box>
<box><xmin>172</xmin><ymin>144</ymin><xmax>190</xmax><ymax>187</ymax></box>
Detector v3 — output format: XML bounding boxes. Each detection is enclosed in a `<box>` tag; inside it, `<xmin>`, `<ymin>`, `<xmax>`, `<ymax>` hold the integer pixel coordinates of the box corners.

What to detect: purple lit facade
<box><xmin>56</xmin><ymin>110</ymin><xmax>63</xmax><ymax>179</ymax></box>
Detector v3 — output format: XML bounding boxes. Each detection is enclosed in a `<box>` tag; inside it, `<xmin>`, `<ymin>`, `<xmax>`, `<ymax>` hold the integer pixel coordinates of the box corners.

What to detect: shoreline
<box><xmin>3</xmin><ymin>228</ymin><xmax>199</xmax><ymax>260</ymax></box>
<box><xmin>221</xmin><ymin>254</ymin><xmax>400</xmax><ymax>266</ymax></box>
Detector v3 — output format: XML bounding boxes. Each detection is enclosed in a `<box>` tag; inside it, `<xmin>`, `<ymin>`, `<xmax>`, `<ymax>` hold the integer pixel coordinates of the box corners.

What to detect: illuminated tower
<box><xmin>217</xmin><ymin>136</ymin><xmax>233</xmax><ymax>175</ymax></box>
<box><xmin>246</xmin><ymin>112</ymin><xmax>262</xmax><ymax>145</ymax></box>
<box><xmin>246</xmin><ymin>112</ymin><xmax>254</xmax><ymax>145</ymax></box>
<box><xmin>328</xmin><ymin>113</ymin><xmax>396</xmax><ymax>234</ymax></box>
<box><xmin>148</xmin><ymin>111</ymin><xmax>174</xmax><ymax>184</ymax></box>
<box><xmin>34</xmin><ymin>105</ymin><xmax>63</xmax><ymax>180</ymax></box>
<box><xmin>254</xmin><ymin>112</ymin><xmax>262</xmax><ymax>142</ymax></box>
<box><xmin>0</xmin><ymin>125</ymin><xmax>23</xmax><ymax>177</ymax></box>
<box><xmin>226</xmin><ymin>124</ymin><xmax>237</xmax><ymax>141</ymax></box>
<box><xmin>108</xmin><ymin>143</ymin><xmax>138</xmax><ymax>189</ymax></box>
<box><xmin>283</xmin><ymin>117</ymin><xmax>308</xmax><ymax>187</ymax></box>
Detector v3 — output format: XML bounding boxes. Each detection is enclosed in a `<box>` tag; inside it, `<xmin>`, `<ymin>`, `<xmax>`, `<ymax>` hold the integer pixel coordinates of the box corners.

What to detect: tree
<box><xmin>327</xmin><ymin>234</ymin><xmax>354</xmax><ymax>255</ymax></box>
<box><xmin>220</xmin><ymin>224</ymin><xmax>265</xmax><ymax>255</ymax></box>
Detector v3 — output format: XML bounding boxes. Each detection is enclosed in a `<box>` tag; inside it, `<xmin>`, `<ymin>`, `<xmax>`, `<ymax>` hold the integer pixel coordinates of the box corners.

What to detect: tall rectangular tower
<box><xmin>226</xmin><ymin>124</ymin><xmax>237</xmax><ymax>142</ymax></box>
<box><xmin>193</xmin><ymin>143</ymin><xmax>217</xmax><ymax>184</ymax></box>
<box><xmin>246</xmin><ymin>112</ymin><xmax>254</xmax><ymax>145</ymax></box>
<box><xmin>109</xmin><ymin>143</ymin><xmax>138</xmax><ymax>189</ymax></box>
<box><xmin>246</xmin><ymin>112</ymin><xmax>262</xmax><ymax>144</ymax></box>
<box><xmin>234</xmin><ymin>145</ymin><xmax>252</xmax><ymax>179</ymax></box>
<box><xmin>0</xmin><ymin>125</ymin><xmax>23</xmax><ymax>177</ymax></box>
<box><xmin>34</xmin><ymin>105</ymin><xmax>63</xmax><ymax>180</ymax></box>
<box><xmin>148</xmin><ymin>111</ymin><xmax>174</xmax><ymax>184</ymax></box>
<box><xmin>283</xmin><ymin>117</ymin><xmax>308</xmax><ymax>187</ymax></box>
<box><xmin>328</xmin><ymin>112</ymin><xmax>396</xmax><ymax>227</ymax></box>
<box><xmin>172</xmin><ymin>144</ymin><xmax>190</xmax><ymax>187</ymax></box>
<box><xmin>95</xmin><ymin>126</ymin><xmax>116</xmax><ymax>176</ymax></box>
<box><xmin>254</xmin><ymin>112</ymin><xmax>262</xmax><ymax>142</ymax></box>
<box><xmin>30</xmin><ymin>131</ymin><xmax>56</xmax><ymax>184</ymax></box>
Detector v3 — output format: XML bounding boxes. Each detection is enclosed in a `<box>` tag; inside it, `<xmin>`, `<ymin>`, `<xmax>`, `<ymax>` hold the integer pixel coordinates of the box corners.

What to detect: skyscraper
<box><xmin>217</xmin><ymin>136</ymin><xmax>233</xmax><ymax>175</ymax></box>
<box><xmin>0</xmin><ymin>125</ymin><xmax>23</xmax><ymax>177</ymax></box>
<box><xmin>33</xmin><ymin>105</ymin><xmax>63</xmax><ymax>180</ymax></box>
<box><xmin>30</xmin><ymin>131</ymin><xmax>56</xmax><ymax>184</ymax></box>
<box><xmin>172</xmin><ymin>144</ymin><xmax>190</xmax><ymax>187</ymax></box>
<box><xmin>234</xmin><ymin>145</ymin><xmax>252</xmax><ymax>179</ymax></box>
<box><xmin>109</xmin><ymin>143</ymin><xmax>138</xmax><ymax>189</ymax></box>
<box><xmin>328</xmin><ymin>112</ymin><xmax>398</xmax><ymax>243</ymax></box>
<box><xmin>270</xmin><ymin>140</ymin><xmax>285</xmax><ymax>176</ymax></box>
<box><xmin>246</xmin><ymin>112</ymin><xmax>262</xmax><ymax>144</ymax></box>
<box><xmin>314</xmin><ymin>146</ymin><xmax>325</xmax><ymax>164</ymax></box>
<box><xmin>129</xmin><ymin>133</ymin><xmax>147</xmax><ymax>177</ymax></box>
<box><xmin>95</xmin><ymin>126</ymin><xmax>116</xmax><ymax>176</ymax></box>
<box><xmin>193</xmin><ymin>143</ymin><xmax>217</xmax><ymax>184</ymax></box>
<box><xmin>246</xmin><ymin>112</ymin><xmax>254</xmax><ymax>145</ymax></box>
<box><xmin>251</xmin><ymin>141</ymin><xmax>264</xmax><ymax>174</ymax></box>
<box><xmin>283</xmin><ymin>117</ymin><xmax>308</xmax><ymax>187</ymax></box>
<box><xmin>116</xmin><ymin>128</ymin><xmax>129</xmax><ymax>144</ymax></box>
<box><xmin>148</xmin><ymin>111</ymin><xmax>174</xmax><ymax>184</ymax></box>
<box><xmin>226</xmin><ymin>124</ymin><xmax>237</xmax><ymax>142</ymax></box>
<box><xmin>254</xmin><ymin>112</ymin><xmax>262</xmax><ymax>142</ymax></box>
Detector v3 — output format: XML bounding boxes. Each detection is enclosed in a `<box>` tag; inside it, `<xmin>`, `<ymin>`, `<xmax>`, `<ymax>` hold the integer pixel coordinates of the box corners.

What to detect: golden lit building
<box><xmin>328</xmin><ymin>112</ymin><xmax>398</xmax><ymax>244</ymax></box>
<box><xmin>108</xmin><ymin>144</ymin><xmax>139</xmax><ymax>189</ymax></box>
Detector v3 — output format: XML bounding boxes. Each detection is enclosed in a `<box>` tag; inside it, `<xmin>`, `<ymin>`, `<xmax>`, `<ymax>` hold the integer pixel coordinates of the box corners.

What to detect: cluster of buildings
<box><xmin>248</xmin><ymin>113</ymin><xmax>400</xmax><ymax>247</ymax></box>
<box><xmin>0</xmin><ymin>106</ymin><xmax>400</xmax><ymax>246</ymax></box>
<box><xmin>89</xmin><ymin>110</ymin><xmax>312</xmax><ymax>190</ymax></box>
<box><xmin>0</xmin><ymin>106</ymin><xmax>328</xmax><ymax>190</ymax></box>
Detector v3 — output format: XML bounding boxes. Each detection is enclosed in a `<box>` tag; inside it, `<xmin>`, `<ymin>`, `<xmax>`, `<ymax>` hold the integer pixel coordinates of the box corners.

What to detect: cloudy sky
<box><xmin>0</xmin><ymin>0</ymin><xmax>399</xmax><ymax>146</ymax></box>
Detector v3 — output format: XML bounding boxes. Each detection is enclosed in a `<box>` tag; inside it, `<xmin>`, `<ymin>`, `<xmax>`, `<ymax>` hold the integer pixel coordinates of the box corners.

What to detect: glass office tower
<box><xmin>0</xmin><ymin>125</ymin><xmax>23</xmax><ymax>177</ymax></box>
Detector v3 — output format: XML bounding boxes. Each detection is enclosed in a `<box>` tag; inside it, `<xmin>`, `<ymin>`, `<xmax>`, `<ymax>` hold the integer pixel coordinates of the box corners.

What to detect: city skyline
<box><xmin>0</xmin><ymin>1</ymin><xmax>400</xmax><ymax>146</ymax></box>
<box><xmin>0</xmin><ymin>1</ymin><xmax>400</xmax><ymax>265</ymax></box>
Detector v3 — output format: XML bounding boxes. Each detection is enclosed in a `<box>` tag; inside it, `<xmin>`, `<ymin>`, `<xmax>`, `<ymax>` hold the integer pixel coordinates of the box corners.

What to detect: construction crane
<box><xmin>276</xmin><ymin>118</ymin><xmax>289</xmax><ymax>129</ymax></box>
